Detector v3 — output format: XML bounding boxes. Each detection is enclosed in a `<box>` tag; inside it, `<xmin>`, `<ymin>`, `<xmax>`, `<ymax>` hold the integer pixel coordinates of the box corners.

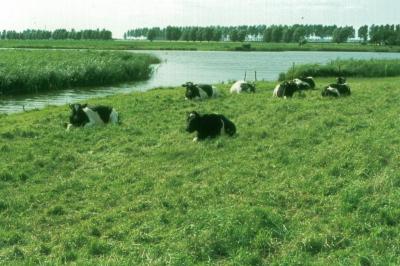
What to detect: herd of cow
<box><xmin>66</xmin><ymin>76</ymin><xmax>351</xmax><ymax>141</ymax></box>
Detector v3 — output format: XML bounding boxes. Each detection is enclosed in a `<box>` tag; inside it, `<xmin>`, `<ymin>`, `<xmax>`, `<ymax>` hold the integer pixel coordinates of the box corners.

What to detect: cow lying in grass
<box><xmin>186</xmin><ymin>111</ymin><xmax>236</xmax><ymax>141</ymax></box>
<box><xmin>293</xmin><ymin>76</ymin><xmax>315</xmax><ymax>90</ymax></box>
<box><xmin>66</xmin><ymin>103</ymin><xmax>119</xmax><ymax>131</ymax></box>
<box><xmin>273</xmin><ymin>80</ymin><xmax>299</xmax><ymax>98</ymax></box>
<box><xmin>230</xmin><ymin>80</ymin><xmax>256</xmax><ymax>94</ymax></box>
<box><xmin>321</xmin><ymin>77</ymin><xmax>351</xmax><ymax>97</ymax></box>
<box><xmin>273</xmin><ymin>76</ymin><xmax>315</xmax><ymax>98</ymax></box>
<box><xmin>183</xmin><ymin>82</ymin><xmax>218</xmax><ymax>100</ymax></box>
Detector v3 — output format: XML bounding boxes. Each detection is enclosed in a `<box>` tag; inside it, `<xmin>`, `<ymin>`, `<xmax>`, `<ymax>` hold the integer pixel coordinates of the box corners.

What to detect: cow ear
<box><xmin>69</xmin><ymin>104</ymin><xmax>74</xmax><ymax>110</ymax></box>
<box><xmin>82</xmin><ymin>103</ymin><xmax>88</xmax><ymax>108</ymax></box>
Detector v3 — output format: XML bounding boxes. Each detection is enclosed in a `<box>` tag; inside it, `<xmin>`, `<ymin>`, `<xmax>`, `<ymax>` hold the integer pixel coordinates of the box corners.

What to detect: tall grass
<box><xmin>0</xmin><ymin>50</ymin><xmax>160</xmax><ymax>95</ymax></box>
<box><xmin>279</xmin><ymin>58</ymin><xmax>400</xmax><ymax>81</ymax></box>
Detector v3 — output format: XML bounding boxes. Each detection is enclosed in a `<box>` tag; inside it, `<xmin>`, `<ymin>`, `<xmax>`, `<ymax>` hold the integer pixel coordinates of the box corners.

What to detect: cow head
<box><xmin>69</xmin><ymin>103</ymin><xmax>89</xmax><ymax>127</ymax></box>
<box><xmin>183</xmin><ymin>82</ymin><xmax>200</xmax><ymax>99</ymax></box>
<box><xmin>186</xmin><ymin>111</ymin><xmax>200</xmax><ymax>133</ymax></box>
<box><xmin>337</xmin><ymin>77</ymin><xmax>346</xmax><ymax>85</ymax></box>
<box><xmin>243</xmin><ymin>82</ymin><xmax>256</xmax><ymax>93</ymax></box>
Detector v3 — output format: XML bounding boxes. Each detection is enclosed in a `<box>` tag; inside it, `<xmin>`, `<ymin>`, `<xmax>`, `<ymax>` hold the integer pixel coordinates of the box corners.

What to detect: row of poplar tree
<box><xmin>0</xmin><ymin>29</ymin><xmax>112</xmax><ymax>40</ymax></box>
<box><xmin>125</xmin><ymin>25</ymin><xmax>400</xmax><ymax>45</ymax></box>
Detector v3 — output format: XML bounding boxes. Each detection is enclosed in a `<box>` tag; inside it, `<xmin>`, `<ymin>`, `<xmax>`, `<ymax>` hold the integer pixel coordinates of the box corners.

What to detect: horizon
<box><xmin>0</xmin><ymin>0</ymin><xmax>398</xmax><ymax>38</ymax></box>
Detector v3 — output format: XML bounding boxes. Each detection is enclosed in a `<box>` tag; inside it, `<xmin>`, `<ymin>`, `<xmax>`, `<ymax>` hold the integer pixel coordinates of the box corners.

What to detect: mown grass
<box><xmin>1</xmin><ymin>77</ymin><xmax>400</xmax><ymax>264</ymax></box>
<box><xmin>280</xmin><ymin>59</ymin><xmax>400</xmax><ymax>80</ymax></box>
<box><xmin>1</xmin><ymin>39</ymin><xmax>400</xmax><ymax>53</ymax></box>
<box><xmin>0</xmin><ymin>50</ymin><xmax>160</xmax><ymax>95</ymax></box>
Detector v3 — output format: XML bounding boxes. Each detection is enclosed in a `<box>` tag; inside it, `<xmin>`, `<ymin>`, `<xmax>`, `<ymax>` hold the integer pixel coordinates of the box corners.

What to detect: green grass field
<box><xmin>280</xmin><ymin>59</ymin><xmax>400</xmax><ymax>80</ymax></box>
<box><xmin>1</xmin><ymin>39</ymin><xmax>400</xmax><ymax>53</ymax></box>
<box><xmin>0</xmin><ymin>50</ymin><xmax>159</xmax><ymax>95</ymax></box>
<box><xmin>1</xmin><ymin>77</ymin><xmax>400</xmax><ymax>264</ymax></box>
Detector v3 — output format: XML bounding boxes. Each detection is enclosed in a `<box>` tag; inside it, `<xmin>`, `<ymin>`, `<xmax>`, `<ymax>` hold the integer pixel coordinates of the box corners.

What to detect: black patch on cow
<box><xmin>277</xmin><ymin>81</ymin><xmax>299</xmax><ymax>98</ymax></box>
<box><xmin>186</xmin><ymin>111</ymin><xmax>236</xmax><ymax>140</ymax></box>
<box><xmin>240</xmin><ymin>82</ymin><xmax>256</xmax><ymax>93</ymax></box>
<box><xmin>183</xmin><ymin>82</ymin><xmax>200</xmax><ymax>99</ymax></box>
<box><xmin>196</xmin><ymin>84</ymin><xmax>214</xmax><ymax>97</ymax></box>
<box><xmin>91</xmin><ymin>106</ymin><xmax>113</xmax><ymax>123</ymax></box>
<box><xmin>69</xmin><ymin>103</ymin><xmax>90</xmax><ymax>127</ymax></box>
<box><xmin>299</xmin><ymin>77</ymin><xmax>316</xmax><ymax>89</ymax></box>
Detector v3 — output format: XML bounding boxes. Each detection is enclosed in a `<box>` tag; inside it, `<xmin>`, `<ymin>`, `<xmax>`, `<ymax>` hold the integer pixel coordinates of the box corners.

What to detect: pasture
<box><xmin>0</xmin><ymin>50</ymin><xmax>159</xmax><ymax>95</ymax></box>
<box><xmin>1</xmin><ymin>77</ymin><xmax>400</xmax><ymax>264</ymax></box>
<box><xmin>1</xmin><ymin>39</ymin><xmax>400</xmax><ymax>53</ymax></box>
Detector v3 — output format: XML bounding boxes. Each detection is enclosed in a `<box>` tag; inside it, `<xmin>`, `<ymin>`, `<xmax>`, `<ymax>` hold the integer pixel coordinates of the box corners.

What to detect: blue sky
<box><xmin>1</xmin><ymin>0</ymin><xmax>398</xmax><ymax>38</ymax></box>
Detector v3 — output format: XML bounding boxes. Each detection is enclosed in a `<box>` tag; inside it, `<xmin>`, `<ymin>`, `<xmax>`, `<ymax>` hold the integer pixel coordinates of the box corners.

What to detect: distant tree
<box><xmin>263</xmin><ymin>27</ymin><xmax>273</xmax><ymax>42</ymax></box>
<box><xmin>237</xmin><ymin>30</ymin><xmax>247</xmax><ymax>42</ymax></box>
<box><xmin>212</xmin><ymin>29</ymin><xmax>222</xmax><ymax>41</ymax></box>
<box><xmin>332</xmin><ymin>27</ymin><xmax>354</xmax><ymax>43</ymax></box>
<box><xmin>271</xmin><ymin>26</ymin><xmax>284</xmax><ymax>42</ymax></box>
<box><xmin>282</xmin><ymin>27</ymin><xmax>294</xmax><ymax>42</ymax></box>
<box><xmin>230</xmin><ymin>29</ymin><xmax>239</xmax><ymax>41</ymax></box>
<box><xmin>292</xmin><ymin>27</ymin><xmax>306</xmax><ymax>42</ymax></box>
<box><xmin>147</xmin><ymin>29</ymin><xmax>157</xmax><ymax>41</ymax></box>
<box><xmin>358</xmin><ymin>25</ymin><xmax>368</xmax><ymax>42</ymax></box>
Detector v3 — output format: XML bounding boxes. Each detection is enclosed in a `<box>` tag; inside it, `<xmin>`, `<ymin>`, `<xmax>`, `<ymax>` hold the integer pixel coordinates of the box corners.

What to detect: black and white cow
<box><xmin>66</xmin><ymin>103</ymin><xmax>119</xmax><ymax>131</ymax></box>
<box><xmin>230</xmin><ymin>80</ymin><xmax>256</xmax><ymax>94</ymax></box>
<box><xmin>183</xmin><ymin>82</ymin><xmax>218</xmax><ymax>100</ymax></box>
<box><xmin>273</xmin><ymin>80</ymin><xmax>299</xmax><ymax>98</ymax></box>
<box><xmin>294</xmin><ymin>76</ymin><xmax>316</xmax><ymax>90</ymax></box>
<box><xmin>186</xmin><ymin>111</ymin><xmax>236</xmax><ymax>141</ymax></box>
<box><xmin>273</xmin><ymin>76</ymin><xmax>316</xmax><ymax>98</ymax></box>
<box><xmin>321</xmin><ymin>77</ymin><xmax>351</xmax><ymax>97</ymax></box>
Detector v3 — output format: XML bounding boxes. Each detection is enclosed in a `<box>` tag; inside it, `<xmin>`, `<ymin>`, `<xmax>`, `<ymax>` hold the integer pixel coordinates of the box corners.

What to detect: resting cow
<box><xmin>273</xmin><ymin>80</ymin><xmax>299</xmax><ymax>98</ymax></box>
<box><xmin>183</xmin><ymin>82</ymin><xmax>218</xmax><ymax>100</ymax></box>
<box><xmin>186</xmin><ymin>111</ymin><xmax>236</xmax><ymax>141</ymax></box>
<box><xmin>321</xmin><ymin>77</ymin><xmax>351</xmax><ymax>97</ymax></box>
<box><xmin>66</xmin><ymin>103</ymin><xmax>119</xmax><ymax>131</ymax></box>
<box><xmin>230</xmin><ymin>80</ymin><xmax>256</xmax><ymax>94</ymax></box>
<box><xmin>293</xmin><ymin>76</ymin><xmax>316</xmax><ymax>90</ymax></box>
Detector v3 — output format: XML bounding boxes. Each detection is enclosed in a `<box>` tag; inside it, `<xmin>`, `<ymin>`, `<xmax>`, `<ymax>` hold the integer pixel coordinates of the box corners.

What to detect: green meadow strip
<box><xmin>280</xmin><ymin>58</ymin><xmax>400</xmax><ymax>80</ymax></box>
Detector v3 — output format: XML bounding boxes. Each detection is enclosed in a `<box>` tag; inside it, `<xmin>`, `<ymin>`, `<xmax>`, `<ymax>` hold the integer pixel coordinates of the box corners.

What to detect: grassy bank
<box><xmin>1</xmin><ymin>39</ymin><xmax>400</xmax><ymax>52</ymax></box>
<box><xmin>0</xmin><ymin>50</ymin><xmax>160</xmax><ymax>95</ymax></box>
<box><xmin>280</xmin><ymin>59</ymin><xmax>400</xmax><ymax>80</ymax></box>
<box><xmin>1</xmin><ymin>77</ymin><xmax>400</xmax><ymax>264</ymax></box>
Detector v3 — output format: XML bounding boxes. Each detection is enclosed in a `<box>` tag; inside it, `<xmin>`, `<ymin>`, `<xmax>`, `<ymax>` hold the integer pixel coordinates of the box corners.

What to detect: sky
<box><xmin>1</xmin><ymin>0</ymin><xmax>399</xmax><ymax>38</ymax></box>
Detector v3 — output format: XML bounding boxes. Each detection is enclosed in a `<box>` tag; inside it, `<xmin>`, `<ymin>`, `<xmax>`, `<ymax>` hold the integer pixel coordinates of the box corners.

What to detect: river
<box><xmin>2</xmin><ymin>50</ymin><xmax>400</xmax><ymax>113</ymax></box>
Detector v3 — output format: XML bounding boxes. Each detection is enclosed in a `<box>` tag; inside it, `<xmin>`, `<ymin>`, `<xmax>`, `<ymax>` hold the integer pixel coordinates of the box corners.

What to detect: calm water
<box><xmin>2</xmin><ymin>50</ymin><xmax>400</xmax><ymax>114</ymax></box>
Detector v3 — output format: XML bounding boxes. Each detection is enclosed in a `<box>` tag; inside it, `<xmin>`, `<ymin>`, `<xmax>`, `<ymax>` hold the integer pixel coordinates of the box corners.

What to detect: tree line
<box><xmin>125</xmin><ymin>25</ymin><xmax>400</xmax><ymax>45</ymax></box>
<box><xmin>0</xmin><ymin>29</ymin><xmax>113</xmax><ymax>40</ymax></box>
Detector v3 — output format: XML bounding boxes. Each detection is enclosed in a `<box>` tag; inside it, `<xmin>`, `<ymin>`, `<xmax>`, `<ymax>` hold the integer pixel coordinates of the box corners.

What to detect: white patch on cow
<box><xmin>110</xmin><ymin>109</ymin><xmax>119</xmax><ymax>124</ymax></box>
<box><xmin>273</xmin><ymin>84</ymin><xmax>280</xmax><ymax>97</ymax></box>
<box><xmin>83</xmin><ymin>107</ymin><xmax>105</xmax><ymax>127</ymax></box>
<box><xmin>327</xmin><ymin>86</ymin><xmax>340</xmax><ymax>97</ymax></box>
<box><xmin>212</xmin><ymin>86</ymin><xmax>218</xmax><ymax>98</ymax></box>
<box><xmin>193</xmin><ymin>137</ymin><xmax>198</xmax><ymax>142</ymax></box>
<box><xmin>293</xmin><ymin>78</ymin><xmax>308</xmax><ymax>87</ymax></box>
<box><xmin>66</xmin><ymin>123</ymin><xmax>73</xmax><ymax>131</ymax></box>
<box><xmin>230</xmin><ymin>80</ymin><xmax>245</xmax><ymax>94</ymax></box>
<box><xmin>220</xmin><ymin>118</ymin><xmax>225</xmax><ymax>135</ymax></box>
<box><xmin>198</xmin><ymin>88</ymin><xmax>208</xmax><ymax>99</ymax></box>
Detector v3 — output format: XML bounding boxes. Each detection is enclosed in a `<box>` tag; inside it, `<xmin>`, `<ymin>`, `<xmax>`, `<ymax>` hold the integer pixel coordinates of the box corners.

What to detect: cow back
<box><xmin>91</xmin><ymin>106</ymin><xmax>113</xmax><ymax>123</ymax></box>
